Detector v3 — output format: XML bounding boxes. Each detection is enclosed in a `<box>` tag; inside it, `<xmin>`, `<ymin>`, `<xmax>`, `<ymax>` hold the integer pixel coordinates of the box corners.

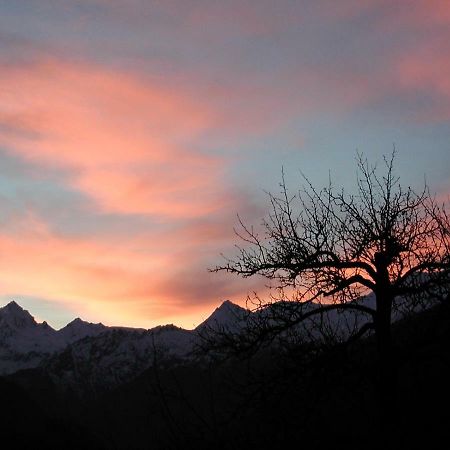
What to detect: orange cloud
<box><xmin>0</xmin><ymin>57</ymin><xmax>265</xmax><ymax>327</ymax></box>
<box><xmin>0</xmin><ymin>58</ymin><xmax>225</xmax><ymax>217</ymax></box>
<box><xmin>0</xmin><ymin>212</ymin><xmax>207</xmax><ymax>327</ymax></box>
<box><xmin>0</xmin><ymin>198</ymin><xmax>261</xmax><ymax>328</ymax></box>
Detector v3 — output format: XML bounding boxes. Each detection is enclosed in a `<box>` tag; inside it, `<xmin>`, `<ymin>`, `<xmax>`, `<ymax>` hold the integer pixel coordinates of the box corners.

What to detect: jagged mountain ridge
<box><xmin>0</xmin><ymin>301</ymin><xmax>104</xmax><ymax>375</ymax></box>
<box><xmin>0</xmin><ymin>295</ymin><xmax>424</xmax><ymax>394</ymax></box>
<box><xmin>0</xmin><ymin>300</ymin><xmax>247</xmax><ymax>379</ymax></box>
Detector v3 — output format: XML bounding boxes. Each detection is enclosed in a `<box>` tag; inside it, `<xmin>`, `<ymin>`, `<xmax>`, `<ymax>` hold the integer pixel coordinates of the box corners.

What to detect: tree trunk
<box><xmin>375</xmin><ymin>291</ymin><xmax>398</xmax><ymax>442</ymax></box>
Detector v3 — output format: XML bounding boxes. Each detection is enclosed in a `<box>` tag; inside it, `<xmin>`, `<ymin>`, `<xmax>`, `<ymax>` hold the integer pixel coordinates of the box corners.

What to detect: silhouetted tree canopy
<box><xmin>210</xmin><ymin>151</ymin><xmax>450</xmax><ymax>438</ymax></box>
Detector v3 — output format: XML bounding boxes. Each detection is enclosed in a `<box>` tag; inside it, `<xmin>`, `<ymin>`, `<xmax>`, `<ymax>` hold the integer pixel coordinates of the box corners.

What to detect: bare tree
<box><xmin>211</xmin><ymin>151</ymin><xmax>450</xmax><ymax>435</ymax></box>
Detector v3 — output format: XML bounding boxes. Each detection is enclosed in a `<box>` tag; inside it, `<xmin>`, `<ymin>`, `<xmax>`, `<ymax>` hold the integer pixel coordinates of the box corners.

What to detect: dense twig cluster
<box><xmin>208</xmin><ymin>152</ymin><xmax>450</xmax><ymax>353</ymax></box>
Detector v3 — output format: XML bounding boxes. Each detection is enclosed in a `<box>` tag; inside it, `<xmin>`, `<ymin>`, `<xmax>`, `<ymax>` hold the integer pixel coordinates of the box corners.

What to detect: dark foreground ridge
<box><xmin>1</xmin><ymin>300</ymin><xmax>450</xmax><ymax>449</ymax></box>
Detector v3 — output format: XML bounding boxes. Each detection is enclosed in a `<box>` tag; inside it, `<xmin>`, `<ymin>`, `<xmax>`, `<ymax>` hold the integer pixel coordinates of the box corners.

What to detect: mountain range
<box><xmin>0</xmin><ymin>299</ymin><xmax>249</xmax><ymax>392</ymax></box>
<box><xmin>0</xmin><ymin>297</ymin><xmax>447</xmax><ymax>449</ymax></box>
<box><xmin>0</xmin><ymin>295</ymin><xmax>425</xmax><ymax>395</ymax></box>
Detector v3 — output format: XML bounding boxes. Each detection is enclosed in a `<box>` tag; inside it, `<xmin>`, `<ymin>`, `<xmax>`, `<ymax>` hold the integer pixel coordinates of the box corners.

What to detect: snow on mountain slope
<box><xmin>57</xmin><ymin>317</ymin><xmax>107</xmax><ymax>343</ymax></box>
<box><xmin>0</xmin><ymin>296</ymin><xmax>431</xmax><ymax>389</ymax></box>
<box><xmin>0</xmin><ymin>301</ymin><xmax>65</xmax><ymax>374</ymax></box>
<box><xmin>0</xmin><ymin>301</ymin><xmax>131</xmax><ymax>375</ymax></box>
<box><xmin>44</xmin><ymin>325</ymin><xmax>195</xmax><ymax>393</ymax></box>
<box><xmin>195</xmin><ymin>300</ymin><xmax>249</xmax><ymax>333</ymax></box>
<box><xmin>0</xmin><ymin>301</ymin><xmax>37</xmax><ymax>331</ymax></box>
<box><xmin>0</xmin><ymin>300</ymin><xmax>202</xmax><ymax>386</ymax></box>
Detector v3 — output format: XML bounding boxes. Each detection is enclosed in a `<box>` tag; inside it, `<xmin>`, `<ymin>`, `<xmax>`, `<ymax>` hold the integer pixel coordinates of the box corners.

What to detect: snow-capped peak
<box><xmin>196</xmin><ymin>300</ymin><xmax>248</xmax><ymax>332</ymax></box>
<box><xmin>214</xmin><ymin>299</ymin><xmax>247</xmax><ymax>315</ymax></box>
<box><xmin>0</xmin><ymin>301</ymin><xmax>37</xmax><ymax>329</ymax></box>
<box><xmin>2</xmin><ymin>300</ymin><xmax>21</xmax><ymax>310</ymax></box>
<box><xmin>65</xmin><ymin>317</ymin><xmax>88</xmax><ymax>328</ymax></box>
<box><xmin>58</xmin><ymin>317</ymin><xmax>107</xmax><ymax>343</ymax></box>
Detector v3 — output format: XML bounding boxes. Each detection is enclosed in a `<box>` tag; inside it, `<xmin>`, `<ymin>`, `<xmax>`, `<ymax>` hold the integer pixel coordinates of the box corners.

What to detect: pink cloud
<box><xmin>0</xmin><ymin>58</ymin><xmax>227</xmax><ymax>217</ymax></box>
<box><xmin>0</xmin><ymin>57</ymin><xmax>268</xmax><ymax>326</ymax></box>
<box><xmin>397</xmin><ymin>55</ymin><xmax>450</xmax><ymax>98</ymax></box>
<box><xmin>303</xmin><ymin>0</ymin><xmax>450</xmax><ymax>124</ymax></box>
<box><xmin>379</xmin><ymin>0</ymin><xmax>450</xmax><ymax>29</ymax></box>
<box><xmin>395</xmin><ymin>46</ymin><xmax>450</xmax><ymax>122</ymax></box>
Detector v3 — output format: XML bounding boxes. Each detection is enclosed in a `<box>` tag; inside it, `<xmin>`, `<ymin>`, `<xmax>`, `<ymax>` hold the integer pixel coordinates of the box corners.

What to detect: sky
<box><xmin>0</xmin><ymin>0</ymin><xmax>449</xmax><ymax>329</ymax></box>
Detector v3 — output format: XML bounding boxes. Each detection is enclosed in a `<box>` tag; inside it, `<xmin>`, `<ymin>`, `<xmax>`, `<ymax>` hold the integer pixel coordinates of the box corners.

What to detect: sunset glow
<box><xmin>0</xmin><ymin>1</ymin><xmax>449</xmax><ymax>328</ymax></box>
